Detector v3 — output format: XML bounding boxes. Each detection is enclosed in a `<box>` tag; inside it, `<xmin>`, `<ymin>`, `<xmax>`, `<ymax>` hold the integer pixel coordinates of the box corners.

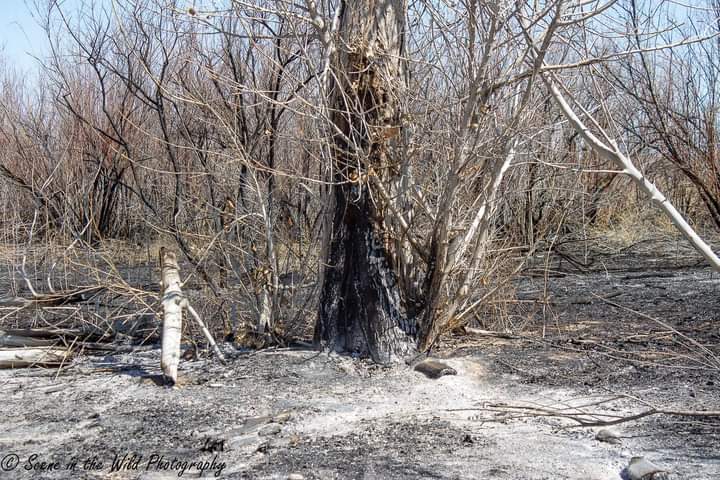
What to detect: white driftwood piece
<box><xmin>160</xmin><ymin>249</ymin><xmax>184</xmax><ymax>384</ymax></box>
<box><xmin>0</xmin><ymin>347</ymin><xmax>70</xmax><ymax>368</ymax></box>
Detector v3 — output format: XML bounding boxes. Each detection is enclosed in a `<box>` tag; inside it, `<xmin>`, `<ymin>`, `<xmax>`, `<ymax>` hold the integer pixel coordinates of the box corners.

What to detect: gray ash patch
<box><xmin>253</xmin><ymin>420</ymin><xmax>492</xmax><ymax>480</ymax></box>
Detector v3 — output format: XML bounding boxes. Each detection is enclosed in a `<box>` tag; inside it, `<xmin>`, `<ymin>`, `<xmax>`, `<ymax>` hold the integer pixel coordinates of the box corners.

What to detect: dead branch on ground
<box><xmin>449</xmin><ymin>395</ymin><xmax>720</xmax><ymax>427</ymax></box>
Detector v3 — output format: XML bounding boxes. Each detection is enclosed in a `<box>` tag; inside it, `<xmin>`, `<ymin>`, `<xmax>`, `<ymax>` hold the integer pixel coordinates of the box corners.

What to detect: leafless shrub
<box><xmin>0</xmin><ymin>0</ymin><xmax>718</xmax><ymax>360</ymax></box>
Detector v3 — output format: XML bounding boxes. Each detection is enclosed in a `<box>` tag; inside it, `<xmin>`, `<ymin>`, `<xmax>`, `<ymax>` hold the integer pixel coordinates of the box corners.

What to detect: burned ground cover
<box><xmin>461</xmin><ymin>237</ymin><xmax>720</xmax><ymax>396</ymax></box>
<box><xmin>1</xmin><ymin>238</ymin><xmax>719</xmax><ymax>479</ymax></box>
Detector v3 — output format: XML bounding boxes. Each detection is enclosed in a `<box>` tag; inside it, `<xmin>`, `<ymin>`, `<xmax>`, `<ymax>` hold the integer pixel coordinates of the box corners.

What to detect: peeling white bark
<box><xmin>0</xmin><ymin>347</ymin><xmax>70</xmax><ymax>368</ymax></box>
<box><xmin>160</xmin><ymin>248</ymin><xmax>226</xmax><ymax>385</ymax></box>
<box><xmin>160</xmin><ymin>249</ymin><xmax>183</xmax><ymax>384</ymax></box>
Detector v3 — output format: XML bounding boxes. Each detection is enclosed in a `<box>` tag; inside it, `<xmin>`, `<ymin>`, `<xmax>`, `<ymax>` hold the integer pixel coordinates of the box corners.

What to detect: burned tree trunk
<box><xmin>317</xmin><ymin>185</ymin><xmax>417</xmax><ymax>363</ymax></box>
<box><xmin>315</xmin><ymin>0</ymin><xmax>417</xmax><ymax>363</ymax></box>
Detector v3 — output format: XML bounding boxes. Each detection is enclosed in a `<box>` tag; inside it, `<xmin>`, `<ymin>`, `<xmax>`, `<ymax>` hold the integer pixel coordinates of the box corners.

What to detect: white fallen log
<box><xmin>0</xmin><ymin>331</ymin><xmax>58</xmax><ymax>348</ymax></box>
<box><xmin>1</xmin><ymin>327</ymin><xmax>104</xmax><ymax>340</ymax></box>
<box><xmin>463</xmin><ymin>327</ymin><xmax>518</xmax><ymax>339</ymax></box>
<box><xmin>0</xmin><ymin>347</ymin><xmax>71</xmax><ymax>368</ymax></box>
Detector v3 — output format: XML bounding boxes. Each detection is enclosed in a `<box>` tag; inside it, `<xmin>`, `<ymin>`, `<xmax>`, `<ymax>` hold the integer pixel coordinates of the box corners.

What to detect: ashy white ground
<box><xmin>1</xmin><ymin>346</ymin><xmax>711</xmax><ymax>480</ymax></box>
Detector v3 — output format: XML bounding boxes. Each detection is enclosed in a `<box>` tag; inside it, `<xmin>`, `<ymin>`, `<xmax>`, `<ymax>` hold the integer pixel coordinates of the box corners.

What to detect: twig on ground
<box><xmin>590</xmin><ymin>293</ymin><xmax>720</xmax><ymax>369</ymax></box>
<box><xmin>448</xmin><ymin>395</ymin><xmax>720</xmax><ymax>427</ymax></box>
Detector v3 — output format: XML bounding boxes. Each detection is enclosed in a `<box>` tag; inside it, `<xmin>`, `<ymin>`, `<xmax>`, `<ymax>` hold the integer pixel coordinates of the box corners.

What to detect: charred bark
<box><xmin>317</xmin><ymin>180</ymin><xmax>417</xmax><ymax>363</ymax></box>
<box><xmin>315</xmin><ymin>0</ymin><xmax>417</xmax><ymax>363</ymax></box>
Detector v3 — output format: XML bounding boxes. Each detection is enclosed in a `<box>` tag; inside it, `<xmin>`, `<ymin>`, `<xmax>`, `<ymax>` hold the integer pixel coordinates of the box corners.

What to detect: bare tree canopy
<box><xmin>1</xmin><ymin>0</ymin><xmax>719</xmax><ymax>362</ymax></box>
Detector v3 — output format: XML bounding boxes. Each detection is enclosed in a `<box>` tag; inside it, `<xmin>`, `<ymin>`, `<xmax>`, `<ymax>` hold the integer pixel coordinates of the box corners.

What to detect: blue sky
<box><xmin>0</xmin><ymin>0</ymin><xmax>89</xmax><ymax>73</ymax></box>
<box><xmin>1</xmin><ymin>1</ymin><xmax>47</xmax><ymax>72</ymax></box>
<box><xmin>0</xmin><ymin>0</ymin><xmax>709</xmax><ymax>74</ymax></box>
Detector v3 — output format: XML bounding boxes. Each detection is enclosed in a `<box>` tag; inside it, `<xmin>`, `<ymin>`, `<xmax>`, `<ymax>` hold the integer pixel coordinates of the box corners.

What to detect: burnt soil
<box><xmin>1</xmin><ymin>237</ymin><xmax>719</xmax><ymax>480</ymax></box>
